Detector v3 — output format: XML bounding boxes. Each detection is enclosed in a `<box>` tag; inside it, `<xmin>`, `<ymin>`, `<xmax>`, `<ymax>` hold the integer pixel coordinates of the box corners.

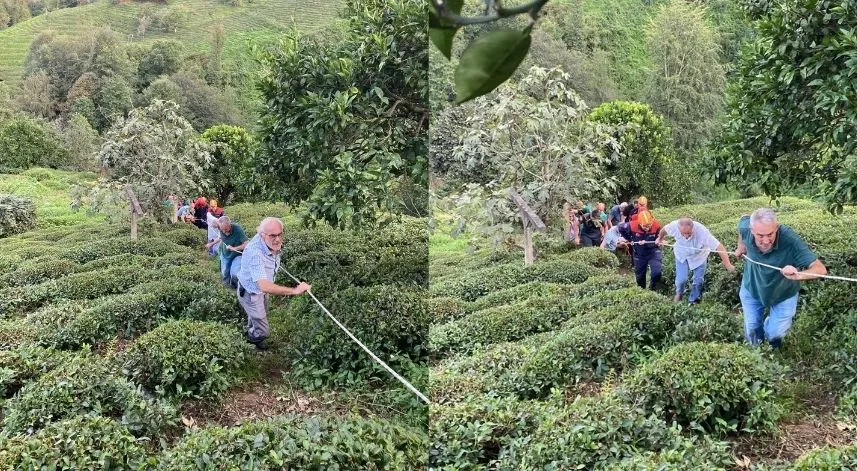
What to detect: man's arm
<box><xmin>205</xmin><ymin>237</ymin><xmax>221</xmax><ymax>249</ymax></box>
<box><xmin>716</xmin><ymin>243</ymin><xmax>736</xmax><ymax>271</ymax></box>
<box><xmin>257</xmin><ymin>279</ymin><xmax>311</xmax><ymax>296</ymax></box>
<box><xmin>782</xmin><ymin>259</ymin><xmax>827</xmax><ymax>281</ymax></box>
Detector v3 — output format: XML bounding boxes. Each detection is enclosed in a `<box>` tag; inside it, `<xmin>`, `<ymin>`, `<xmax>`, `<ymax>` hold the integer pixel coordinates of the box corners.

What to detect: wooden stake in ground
<box><xmin>509</xmin><ymin>189</ymin><xmax>546</xmax><ymax>266</ymax></box>
<box><xmin>125</xmin><ymin>185</ymin><xmax>144</xmax><ymax>240</ymax></box>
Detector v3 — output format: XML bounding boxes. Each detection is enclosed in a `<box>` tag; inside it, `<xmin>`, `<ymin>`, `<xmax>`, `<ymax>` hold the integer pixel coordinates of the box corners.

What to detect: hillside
<box><xmin>0</xmin><ymin>0</ymin><xmax>342</xmax><ymax>88</ymax></box>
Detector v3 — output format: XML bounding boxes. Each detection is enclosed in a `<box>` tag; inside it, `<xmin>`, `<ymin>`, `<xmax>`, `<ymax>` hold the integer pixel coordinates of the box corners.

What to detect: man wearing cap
<box><xmin>629</xmin><ymin>196</ymin><xmax>650</xmax><ymax>223</ymax></box>
<box><xmin>236</xmin><ymin>217</ymin><xmax>311</xmax><ymax>350</ymax></box>
<box><xmin>618</xmin><ymin>210</ymin><xmax>663</xmax><ymax>290</ymax></box>
<box><xmin>734</xmin><ymin>208</ymin><xmax>827</xmax><ymax>348</ymax></box>
<box><xmin>656</xmin><ymin>217</ymin><xmax>736</xmax><ymax>304</ymax></box>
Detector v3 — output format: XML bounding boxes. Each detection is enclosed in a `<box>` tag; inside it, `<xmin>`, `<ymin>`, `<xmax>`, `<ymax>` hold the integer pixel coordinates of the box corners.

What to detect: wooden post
<box><xmin>509</xmin><ymin>190</ymin><xmax>546</xmax><ymax>266</ymax></box>
<box><xmin>125</xmin><ymin>186</ymin><xmax>144</xmax><ymax>241</ymax></box>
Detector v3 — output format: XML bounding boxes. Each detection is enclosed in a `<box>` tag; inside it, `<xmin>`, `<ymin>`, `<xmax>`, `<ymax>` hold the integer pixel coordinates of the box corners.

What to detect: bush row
<box><xmin>430</xmin><ymin>259</ymin><xmax>604</xmax><ymax>301</ymax></box>
<box><xmin>621</xmin><ymin>342</ymin><xmax>785</xmax><ymax>435</ymax></box>
<box><xmin>2</xmin><ymin>354</ymin><xmax>177</xmax><ymax>436</ymax></box>
<box><xmin>430</xmin><ymin>289</ymin><xmax>742</xmax><ymax>404</ymax></box>
<box><xmin>430</xmin><ymin>274</ymin><xmax>638</xmax><ymax>358</ymax></box>
<box><xmin>0</xmin><ymin>414</ymin><xmax>430</xmax><ymax>470</ymax></box>
<box><xmin>429</xmin><ymin>392</ymin><xmax>732</xmax><ymax>470</ymax></box>
<box><xmin>288</xmin><ymin>284</ymin><xmax>428</xmax><ymax>387</ymax></box>
<box><xmin>119</xmin><ymin>320</ymin><xmax>251</xmax><ymax>399</ymax></box>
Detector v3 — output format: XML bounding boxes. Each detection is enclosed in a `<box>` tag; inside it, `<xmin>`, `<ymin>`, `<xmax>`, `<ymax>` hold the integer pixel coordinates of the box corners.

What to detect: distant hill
<box><xmin>0</xmin><ymin>0</ymin><xmax>342</xmax><ymax>88</ymax></box>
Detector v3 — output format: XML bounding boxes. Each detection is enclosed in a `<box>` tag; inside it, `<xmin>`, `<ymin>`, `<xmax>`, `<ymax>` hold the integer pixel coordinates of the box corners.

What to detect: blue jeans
<box><xmin>676</xmin><ymin>260</ymin><xmax>707</xmax><ymax>303</ymax></box>
<box><xmin>220</xmin><ymin>253</ymin><xmax>242</xmax><ymax>287</ymax></box>
<box><xmin>739</xmin><ymin>285</ymin><xmax>799</xmax><ymax>348</ymax></box>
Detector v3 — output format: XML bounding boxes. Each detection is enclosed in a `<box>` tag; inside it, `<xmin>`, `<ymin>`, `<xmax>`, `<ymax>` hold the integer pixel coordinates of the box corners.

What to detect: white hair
<box><xmin>257</xmin><ymin>217</ymin><xmax>284</xmax><ymax>234</ymax></box>
<box><xmin>750</xmin><ymin>208</ymin><xmax>778</xmax><ymax>228</ymax></box>
<box><xmin>218</xmin><ymin>215</ymin><xmax>231</xmax><ymax>226</ymax></box>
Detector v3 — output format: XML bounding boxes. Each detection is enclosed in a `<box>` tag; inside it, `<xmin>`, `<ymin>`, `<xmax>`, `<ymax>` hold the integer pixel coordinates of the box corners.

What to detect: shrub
<box><xmin>0</xmin><ymin>194</ymin><xmax>36</xmax><ymax>237</ymax></box>
<box><xmin>120</xmin><ymin>320</ymin><xmax>251</xmax><ymax>398</ymax></box>
<box><xmin>790</xmin><ymin>443</ymin><xmax>857</xmax><ymax>470</ymax></box>
<box><xmin>431</xmin><ymin>260</ymin><xmax>597</xmax><ymax>301</ymax></box>
<box><xmin>428</xmin><ymin>296</ymin><xmax>467</xmax><ymax>323</ymax></box>
<box><xmin>1</xmin><ymin>256</ymin><xmax>75</xmax><ymax>287</ymax></box>
<box><xmin>2</xmin><ymin>355</ymin><xmax>177</xmax><ymax>435</ymax></box>
<box><xmin>501</xmin><ymin>393</ymin><xmax>681</xmax><ymax>470</ymax></box>
<box><xmin>0</xmin><ymin>345</ymin><xmax>76</xmax><ymax>398</ymax></box>
<box><xmin>668</xmin><ymin>303</ymin><xmax>743</xmax><ymax>344</ymax></box>
<box><xmin>429</xmin><ymin>395</ymin><xmax>562</xmax><ymax>469</ymax></box>
<box><xmin>603</xmin><ymin>436</ymin><xmax>733</xmax><ymax>470</ymax></box>
<box><xmin>0</xmin><ymin>117</ymin><xmax>69</xmax><ymax>170</ymax></box>
<box><xmin>290</xmin><ymin>284</ymin><xmax>428</xmax><ymax>387</ymax></box>
<box><xmin>546</xmin><ymin>246</ymin><xmax>620</xmax><ymax>268</ymax></box>
<box><xmin>156</xmin><ymin>415</ymin><xmax>428</xmax><ymax>469</ymax></box>
<box><xmin>0</xmin><ymin>320</ymin><xmax>38</xmax><ymax>350</ymax></box>
<box><xmin>622</xmin><ymin>342</ymin><xmax>785</xmax><ymax>435</ymax></box>
<box><xmin>40</xmin><ymin>281</ymin><xmax>238</xmax><ymax>349</ymax></box>
<box><xmin>0</xmin><ymin>416</ymin><xmax>150</xmax><ymax>470</ymax></box>
<box><xmin>56</xmin><ymin>236</ymin><xmax>186</xmax><ymax>263</ymax></box>
<box><xmin>432</xmin><ymin>291</ymin><xmax>735</xmax><ymax>402</ymax></box>
<box><xmin>430</xmin><ymin>293</ymin><xmax>576</xmax><ymax>358</ymax></box>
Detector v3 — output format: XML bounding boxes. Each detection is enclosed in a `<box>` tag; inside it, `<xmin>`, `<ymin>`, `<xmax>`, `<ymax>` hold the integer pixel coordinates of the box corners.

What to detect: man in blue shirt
<box><xmin>236</xmin><ymin>217</ymin><xmax>311</xmax><ymax>350</ymax></box>
<box><xmin>734</xmin><ymin>208</ymin><xmax>827</xmax><ymax>348</ymax></box>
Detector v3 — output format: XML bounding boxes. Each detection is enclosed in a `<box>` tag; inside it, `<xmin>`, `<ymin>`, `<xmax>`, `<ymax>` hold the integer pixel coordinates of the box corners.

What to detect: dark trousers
<box><xmin>581</xmin><ymin>233</ymin><xmax>602</xmax><ymax>247</ymax></box>
<box><xmin>633</xmin><ymin>249</ymin><xmax>662</xmax><ymax>290</ymax></box>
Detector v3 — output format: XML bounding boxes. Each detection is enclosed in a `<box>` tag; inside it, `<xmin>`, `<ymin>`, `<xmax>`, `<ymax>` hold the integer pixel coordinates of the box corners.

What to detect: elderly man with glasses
<box><xmin>734</xmin><ymin>208</ymin><xmax>827</xmax><ymax>349</ymax></box>
<box><xmin>236</xmin><ymin>217</ymin><xmax>310</xmax><ymax>351</ymax></box>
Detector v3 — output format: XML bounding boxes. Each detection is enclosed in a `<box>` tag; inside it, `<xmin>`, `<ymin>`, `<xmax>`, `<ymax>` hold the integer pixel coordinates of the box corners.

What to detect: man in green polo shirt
<box><xmin>734</xmin><ymin>208</ymin><xmax>827</xmax><ymax>348</ymax></box>
<box><xmin>211</xmin><ymin>216</ymin><xmax>249</xmax><ymax>288</ymax></box>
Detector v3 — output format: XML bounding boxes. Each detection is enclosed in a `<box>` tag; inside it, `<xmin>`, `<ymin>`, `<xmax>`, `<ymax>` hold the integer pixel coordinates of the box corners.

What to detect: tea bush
<box><xmin>622</xmin><ymin>342</ymin><xmax>785</xmax><ymax>435</ymax></box>
<box><xmin>429</xmin><ymin>395</ymin><xmax>562</xmax><ymax>469</ymax></box>
<box><xmin>290</xmin><ymin>284</ymin><xmax>428</xmax><ymax>386</ymax></box>
<box><xmin>0</xmin><ymin>195</ymin><xmax>36</xmax><ymax>238</ymax></box>
<box><xmin>0</xmin><ymin>416</ymin><xmax>149</xmax><ymax>470</ymax></box>
<box><xmin>789</xmin><ymin>443</ymin><xmax>857</xmax><ymax>470</ymax></box>
<box><xmin>501</xmin><ymin>393</ymin><xmax>680</xmax><ymax>470</ymax></box>
<box><xmin>0</xmin><ymin>345</ymin><xmax>77</xmax><ymax>398</ymax></box>
<box><xmin>428</xmin><ymin>296</ymin><xmax>467</xmax><ymax>324</ymax></box>
<box><xmin>157</xmin><ymin>415</ymin><xmax>428</xmax><ymax>469</ymax></box>
<box><xmin>2</xmin><ymin>355</ymin><xmax>177</xmax><ymax>435</ymax></box>
<box><xmin>430</xmin><ymin>294</ymin><xmax>576</xmax><ymax>358</ymax></box>
<box><xmin>120</xmin><ymin>320</ymin><xmax>251</xmax><ymax>398</ymax></box>
<box><xmin>609</xmin><ymin>436</ymin><xmax>733</xmax><ymax>470</ymax></box>
<box><xmin>431</xmin><ymin>260</ymin><xmax>599</xmax><ymax>301</ymax></box>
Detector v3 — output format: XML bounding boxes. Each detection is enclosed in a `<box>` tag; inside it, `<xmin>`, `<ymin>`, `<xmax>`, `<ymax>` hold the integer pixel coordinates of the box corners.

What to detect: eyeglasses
<box><xmin>264</xmin><ymin>232</ymin><xmax>283</xmax><ymax>239</ymax></box>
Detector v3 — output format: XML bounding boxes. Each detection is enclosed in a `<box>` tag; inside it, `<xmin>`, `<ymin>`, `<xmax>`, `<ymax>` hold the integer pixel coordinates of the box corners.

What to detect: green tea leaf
<box><xmin>454</xmin><ymin>29</ymin><xmax>532</xmax><ymax>104</ymax></box>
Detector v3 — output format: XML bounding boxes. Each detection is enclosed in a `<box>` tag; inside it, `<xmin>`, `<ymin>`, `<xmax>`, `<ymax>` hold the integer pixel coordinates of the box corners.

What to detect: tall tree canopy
<box><xmin>715</xmin><ymin>0</ymin><xmax>857</xmax><ymax>212</ymax></box>
<box><xmin>254</xmin><ymin>0</ymin><xmax>427</xmax><ymax>228</ymax></box>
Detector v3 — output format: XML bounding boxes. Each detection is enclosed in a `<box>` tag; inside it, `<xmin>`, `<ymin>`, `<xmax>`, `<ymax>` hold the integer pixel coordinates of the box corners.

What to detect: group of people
<box><xmin>170</xmin><ymin>196</ymin><xmax>311</xmax><ymax>351</ymax></box>
<box><xmin>566</xmin><ymin>197</ymin><xmax>828</xmax><ymax>349</ymax></box>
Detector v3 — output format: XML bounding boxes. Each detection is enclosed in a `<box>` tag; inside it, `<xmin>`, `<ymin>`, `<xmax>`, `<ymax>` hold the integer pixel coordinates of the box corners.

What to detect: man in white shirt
<box><xmin>656</xmin><ymin>217</ymin><xmax>736</xmax><ymax>303</ymax></box>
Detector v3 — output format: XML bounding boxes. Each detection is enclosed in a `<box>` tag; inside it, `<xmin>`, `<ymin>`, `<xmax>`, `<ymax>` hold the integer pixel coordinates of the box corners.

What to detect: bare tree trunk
<box><xmin>130</xmin><ymin>208</ymin><xmax>138</xmax><ymax>240</ymax></box>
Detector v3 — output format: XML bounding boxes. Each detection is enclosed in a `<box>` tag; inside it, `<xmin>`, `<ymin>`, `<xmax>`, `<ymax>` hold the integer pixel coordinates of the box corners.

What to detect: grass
<box><xmin>0</xmin><ymin>167</ymin><xmax>101</xmax><ymax>227</ymax></box>
<box><xmin>0</xmin><ymin>0</ymin><xmax>343</xmax><ymax>88</ymax></box>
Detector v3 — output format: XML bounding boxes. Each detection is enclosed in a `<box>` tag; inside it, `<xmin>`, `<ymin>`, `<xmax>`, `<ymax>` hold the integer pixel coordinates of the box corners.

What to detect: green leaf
<box><xmin>430</xmin><ymin>27</ymin><xmax>459</xmax><ymax>60</ymax></box>
<box><xmin>454</xmin><ymin>29</ymin><xmax>532</xmax><ymax>104</ymax></box>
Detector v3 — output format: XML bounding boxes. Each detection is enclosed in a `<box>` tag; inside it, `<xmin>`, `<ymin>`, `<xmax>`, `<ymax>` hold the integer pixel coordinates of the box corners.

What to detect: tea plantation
<box><xmin>428</xmin><ymin>197</ymin><xmax>857</xmax><ymax>470</ymax></box>
<box><xmin>0</xmin><ymin>192</ymin><xmax>429</xmax><ymax>468</ymax></box>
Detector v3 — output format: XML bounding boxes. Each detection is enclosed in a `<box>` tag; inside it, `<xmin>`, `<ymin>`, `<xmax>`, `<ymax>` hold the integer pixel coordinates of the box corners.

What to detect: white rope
<box><xmin>632</xmin><ymin>240</ymin><xmax>857</xmax><ymax>283</ymax></box>
<box><xmin>230</xmin><ymin>248</ymin><xmax>430</xmax><ymax>404</ymax></box>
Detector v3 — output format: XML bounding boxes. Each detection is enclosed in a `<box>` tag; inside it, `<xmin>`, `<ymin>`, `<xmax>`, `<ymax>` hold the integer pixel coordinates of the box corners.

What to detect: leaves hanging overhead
<box><xmin>454</xmin><ymin>29</ymin><xmax>532</xmax><ymax>104</ymax></box>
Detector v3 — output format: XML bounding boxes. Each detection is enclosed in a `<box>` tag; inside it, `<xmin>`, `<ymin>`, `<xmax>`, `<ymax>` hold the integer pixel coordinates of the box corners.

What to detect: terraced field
<box><xmin>0</xmin><ymin>0</ymin><xmax>342</xmax><ymax>88</ymax></box>
<box><xmin>428</xmin><ymin>197</ymin><xmax>857</xmax><ymax>469</ymax></box>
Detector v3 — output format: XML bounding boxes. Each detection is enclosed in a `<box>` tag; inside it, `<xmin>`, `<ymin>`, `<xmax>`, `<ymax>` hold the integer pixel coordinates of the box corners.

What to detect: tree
<box><xmin>95</xmin><ymin>76</ymin><xmax>132</xmax><ymax>131</ymax></box>
<box><xmin>442</xmin><ymin>66</ymin><xmax>620</xmax><ymax>249</ymax></box>
<box><xmin>137</xmin><ymin>40</ymin><xmax>182</xmax><ymax>89</ymax></box>
<box><xmin>0</xmin><ymin>117</ymin><xmax>69</xmax><ymax>169</ymax></box>
<box><xmin>15</xmin><ymin>70</ymin><xmax>55</xmax><ymax>119</ymax></box>
<box><xmin>255</xmin><ymin>0</ymin><xmax>427</xmax><ymax>229</ymax></box>
<box><xmin>141</xmin><ymin>72</ymin><xmax>241</xmax><ymax>131</ymax></box>
<box><xmin>92</xmin><ymin>100</ymin><xmax>212</xmax><ymax>237</ymax></box>
<box><xmin>643</xmin><ymin>1</ymin><xmax>726</xmax><ymax>153</ymax></box>
<box><xmin>714</xmin><ymin>0</ymin><xmax>857</xmax><ymax>212</ymax></box>
<box><xmin>587</xmin><ymin>100</ymin><xmax>689</xmax><ymax>205</ymax></box>
<box><xmin>200</xmin><ymin>124</ymin><xmax>255</xmax><ymax>204</ymax></box>
<box><xmin>58</xmin><ymin>113</ymin><xmax>99</xmax><ymax>172</ymax></box>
